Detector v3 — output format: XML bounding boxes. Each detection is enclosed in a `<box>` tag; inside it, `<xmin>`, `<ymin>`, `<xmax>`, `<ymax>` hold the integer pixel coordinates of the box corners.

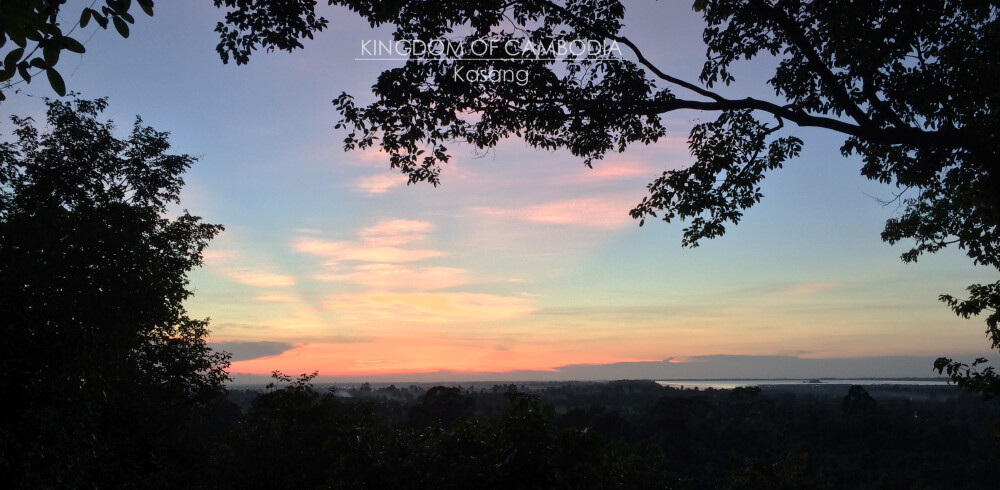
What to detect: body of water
<box><xmin>656</xmin><ymin>379</ymin><xmax>951</xmax><ymax>390</ymax></box>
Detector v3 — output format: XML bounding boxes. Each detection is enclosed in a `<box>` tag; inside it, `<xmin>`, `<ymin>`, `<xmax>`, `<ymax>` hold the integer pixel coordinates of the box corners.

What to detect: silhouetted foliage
<box><xmin>935</xmin><ymin>356</ymin><xmax>1000</xmax><ymax>400</ymax></box>
<box><xmin>0</xmin><ymin>0</ymin><xmax>154</xmax><ymax>99</ymax></box>
<box><xmin>0</xmin><ymin>97</ymin><xmax>229</xmax><ymax>488</ymax></box>
<box><xmin>3</xmin><ymin>374</ymin><xmax>984</xmax><ymax>487</ymax></box>
<box><xmin>203</xmin><ymin>380</ymin><xmax>1000</xmax><ymax>489</ymax></box>
<box><xmin>411</xmin><ymin>385</ymin><xmax>476</xmax><ymax>427</ymax></box>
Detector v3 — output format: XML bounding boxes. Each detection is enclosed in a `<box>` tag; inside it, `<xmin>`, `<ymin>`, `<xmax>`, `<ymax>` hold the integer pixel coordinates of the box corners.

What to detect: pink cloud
<box><xmin>576</xmin><ymin>160</ymin><xmax>657</xmax><ymax>181</ymax></box>
<box><xmin>354</xmin><ymin>173</ymin><xmax>406</xmax><ymax>195</ymax></box>
<box><xmin>473</xmin><ymin>195</ymin><xmax>639</xmax><ymax>229</ymax></box>
<box><xmin>355</xmin><ymin>149</ymin><xmax>393</xmax><ymax>166</ymax></box>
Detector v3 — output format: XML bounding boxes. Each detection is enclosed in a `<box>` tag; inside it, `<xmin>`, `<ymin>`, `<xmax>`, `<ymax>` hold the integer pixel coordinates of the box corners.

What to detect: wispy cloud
<box><xmin>294</xmin><ymin>219</ymin><xmax>444</xmax><ymax>263</ymax></box>
<box><xmin>206</xmin><ymin>219</ymin><xmax>542</xmax><ymax>368</ymax></box>
<box><xmin>295</xmin><ymin>238</ymin><xmax>443</xmax><ymax>263</ymax></box>
<box><xmin>473</xmin><ymin>195</ymin><xmax>639</xmax><ymax>229</ymax></box>
<box><xmin>256</xmin><ymin>294</ymin><xmax>301</xmax><ymax>303</ymax></box>
<box><xmin>195</xmin><ymin>231</ymin><xmax>299</xmax><ymax>290</ymax></box>
<box><xmin>233</xmin><ymin>272</ymin><xmax>296</xmax><ymax>287</ymax></box>
<box><xmin>316</xmin><ymin>264</ymin><xmax>466</xmax><ymax>291</ymax></box>
<box><xmin>297</xmin><ymin>220</ymin><xmax>481</xmax><ymax>292</ymax></box>
<box><xmin>201</xmin><ymin>249</ymin><xmax>236</xmax><ymax>266</ymax></box>
<box><xmin>354</xmin><ymin>173</ymin><xmax>406</xmax><ymax>195</ymax></box>
<box><xmin>361</xmin><ymin>219</ymin><xmax>432</xmax><ymax>246</ymax></box>
<box><xmin>324</xmin><ymin>292</ymin><xmax>536</xmax><ymax>324</ymax></box>
<box><xmin>574</xmin><ymin>160</ymin><xmax>657</xmax><ymax>181</ymax></box>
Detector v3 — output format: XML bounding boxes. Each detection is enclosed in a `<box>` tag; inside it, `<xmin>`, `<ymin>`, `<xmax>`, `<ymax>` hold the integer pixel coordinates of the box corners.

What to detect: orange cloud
<box><xmin>228</xmin><ymin>339</ymin><xmax>637</xmax><ymax>376</ymax></box>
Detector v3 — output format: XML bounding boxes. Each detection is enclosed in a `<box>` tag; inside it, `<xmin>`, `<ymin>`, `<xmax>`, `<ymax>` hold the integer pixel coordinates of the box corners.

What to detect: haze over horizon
<box><xmin>4</xmin><ymin>2</ymin><xmax>994</xmax><ymax>380</ymax></box>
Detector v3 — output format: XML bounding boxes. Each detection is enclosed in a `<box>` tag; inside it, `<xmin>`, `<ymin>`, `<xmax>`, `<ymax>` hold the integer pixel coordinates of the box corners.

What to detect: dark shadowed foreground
<box><xmin>196</xmin><ymin>376</ymin><xmax>997</xmax><ymax>489</ymax></box>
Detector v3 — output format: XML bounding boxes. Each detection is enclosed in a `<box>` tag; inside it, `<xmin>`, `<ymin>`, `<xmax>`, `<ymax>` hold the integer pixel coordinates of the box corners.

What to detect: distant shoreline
<box><xmin>654</xmin><ymin>378</ymin><xmax>951</xmax><ymax>390</ymax></box>
<box><xmin>227</xmin><ymin>377</ymin><xmax>953</xmax><ymax>391</ymax></box>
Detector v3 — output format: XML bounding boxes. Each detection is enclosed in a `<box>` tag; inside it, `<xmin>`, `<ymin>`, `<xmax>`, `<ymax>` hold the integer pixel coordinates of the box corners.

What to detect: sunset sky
<box><xmin>3</xmin><ymin>2</ymin><xmax>995</xmax><ymax>380</ymax></box>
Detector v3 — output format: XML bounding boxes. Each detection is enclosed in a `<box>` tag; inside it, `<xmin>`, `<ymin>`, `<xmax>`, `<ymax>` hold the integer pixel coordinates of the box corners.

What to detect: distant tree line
<box><xmin>174</xmin><ymin>377</ymin><xmax>999</xmax><ymax>489</ymax></box>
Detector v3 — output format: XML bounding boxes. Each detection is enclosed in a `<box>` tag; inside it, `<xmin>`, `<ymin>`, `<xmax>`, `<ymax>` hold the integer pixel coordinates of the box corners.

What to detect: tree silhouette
<box><xmin>0</xmin><ymin>97</ymin><xmax>229</xmax><ymax>487</ymax></box>
<box><xmin>212</xmin><ymin>0</ymin><xmax>1000</xmax><ymax>395</ymax></box>
<box><xmin>842</xmin><ymin>385</ymin><xmax>877</xmax><ymax>417</ymax></box>
<box><xmin>411</xmin><ymin>386</ymin><xmax>476</xmax><ymax>427</ymax></box>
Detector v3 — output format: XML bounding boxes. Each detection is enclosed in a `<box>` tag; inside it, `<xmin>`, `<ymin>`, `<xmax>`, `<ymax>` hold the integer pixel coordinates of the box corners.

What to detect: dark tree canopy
<box><xmin>211</xmin><ymin>0</ymin><xmax>1000</xmax><ymax>394</ymax></box>
<box><xmin>0</xmin><ymin>98</ymin><xmax>228</xmax><ymax>487</ymax></box>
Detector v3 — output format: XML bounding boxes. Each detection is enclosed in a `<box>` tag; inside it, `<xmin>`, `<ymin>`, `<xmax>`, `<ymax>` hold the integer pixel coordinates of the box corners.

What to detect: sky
<box><xmin>2</xmin><ymin>2</ymin><xmax>996</xmax><ymax>381</ymax></box>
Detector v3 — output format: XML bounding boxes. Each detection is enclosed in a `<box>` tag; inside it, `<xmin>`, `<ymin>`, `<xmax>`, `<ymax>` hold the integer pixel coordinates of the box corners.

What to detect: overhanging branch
<box><xmin>642</xmin><ymin>97</ymin><xmax>967</xmax><ymax>149</ymax></box>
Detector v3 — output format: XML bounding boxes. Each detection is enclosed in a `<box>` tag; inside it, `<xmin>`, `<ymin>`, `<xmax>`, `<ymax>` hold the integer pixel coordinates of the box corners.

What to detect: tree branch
<box><xmin>533</xmin><ymin>0</ymin><xmax>725</xmax><ymax>102</ymax></box>
<box><xmin>747</xmin><ymin>0</ymin><xmax>874</xmax><ymax>128</ymax></box>
<box><xmin>625</xmin><ymin>97</ymin><xmax>969</xmax><ymax>149</ymax></box>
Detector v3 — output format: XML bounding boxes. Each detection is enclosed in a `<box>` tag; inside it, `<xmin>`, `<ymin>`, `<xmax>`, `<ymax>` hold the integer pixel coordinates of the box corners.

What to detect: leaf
<box><xmin>81</xmin><ymin>8</ymin><xmax>93</xmax><ymax>28</ymax></box>
<box><xmin>4</xmin><ymin>48</ymin><xmax>24</xmax><ymax>71</ymax></box>
<box><xmin>17</xmin><ymin>63</ymin><xmax>31</xmax><ymax>83</ymax></box>
<box><xmin>9</xmin><ymin>30</ymin><xmax>26</xmax><ymax>49</ymax></box>
<box><xmin>43</xmin><ymin>46</ymin><xmax>59</xmax><ymax>66</ymax></box>
<box><xmin>46</xmin><ymin>68</ymin><xmax>66</xmax><ymax>96</ymax></box>
<box><xmin>63</xmin><ymin>37</ymin><xmax>86</xmax><ymax>54</ymax></box>
<box><xmin>138</xmin><ymin>0</ymin><xmax>155</xmax><ymax>17</ymax></box>
<box><xmin>113</xmin><ymin>16</ymin><xmax>130</xmax><ymax>38</ymax></box>
<box><xmin>0</xmin><ymin>63</ymin><xmax>16</xmax><ymax>82</ymax></box>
